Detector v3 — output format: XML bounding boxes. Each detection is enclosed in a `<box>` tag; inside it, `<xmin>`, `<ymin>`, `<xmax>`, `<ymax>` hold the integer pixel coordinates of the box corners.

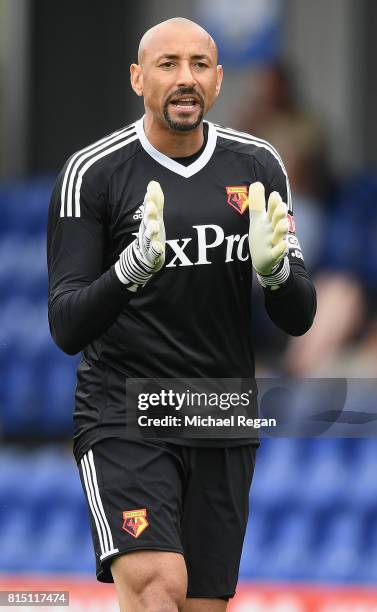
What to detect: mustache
<box><xmin>166</xmin><ymin>88</ymin><xmax>205</xmax><ymax>106</ymax></box>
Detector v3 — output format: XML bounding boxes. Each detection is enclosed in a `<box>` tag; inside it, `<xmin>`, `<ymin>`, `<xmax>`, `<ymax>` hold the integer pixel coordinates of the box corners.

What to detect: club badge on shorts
<box><xmin>226</xmin><ymin>186</ymin><xmax>249</xmax><ymax>214</ymax></box>
<box><xmin>122</xmin><ymin>508</ymin><xmax>149</xmax><ymax>538</ymax></box>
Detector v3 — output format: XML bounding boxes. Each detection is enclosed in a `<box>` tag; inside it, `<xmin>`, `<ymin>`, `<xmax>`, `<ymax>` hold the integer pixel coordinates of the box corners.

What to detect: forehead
<box><xmin>143</xmin><ymin>25</ymin><xmax>216</xmax><ymax>62</ymax></box>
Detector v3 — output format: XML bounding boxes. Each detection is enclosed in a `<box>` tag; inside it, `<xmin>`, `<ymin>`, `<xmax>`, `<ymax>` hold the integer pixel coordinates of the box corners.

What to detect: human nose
<box><xmin>176</xmin><ymin>61</ymin><xmax>196</xmax><ymax>88</ymax></box>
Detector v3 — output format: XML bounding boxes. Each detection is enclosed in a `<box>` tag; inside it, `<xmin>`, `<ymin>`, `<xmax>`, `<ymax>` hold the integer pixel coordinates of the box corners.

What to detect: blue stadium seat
<box><xmin>39</xmin><ymin>353</ymin><xmax>77</xmax><ymax>434</ymax></box>
<box><xmin>350</xmin><ymin>439</ymin><xmax>377</xmax><ymax>513</ymax></box>
<box><xmin>251</xmin><ymin>438</ymin><xmax>304</xmax><ymax>511</ymax></box>
<box><xmin>356</xmin><ymin>515</ymin><xmax>377</xmax><ymax>583</ymax></box>
<box><xmin>299</xmin><ymin>438</ymin><xmax>350</xmax><ymax>512</ymax></box>
<box><xmin>0</xmin><ymin>509</ymin><xmax>35</xmax><ymax>571</ymax></box>
<box><xmin>0</xmin><ymin>234</ymin><xmax>47</xmax><ymax>301</ymax></box>
<box><xmin>1</xmin><ymin>355</ymin><xmax>41</xmax><ymax>435</ymax></box>
<box><xmin>22</xmin><ymin>449</ymin><xmax>82</xmax><ymax>514</ymax></box>
<box><xmin>31</xmin><ymin>508</ymin><xmax>85</xmax><ymax>573</ymax></box>
<box><xmin>0</xmin><ymin>178</ymin><xmax>54</xmax><ymax>236</ymax></box>
<box><xmin>0</xmin><ymin>298</ymin><xmax>78</xmax><ymax>435</ymax></box>
<box><xmin>0</xmin><ymin>451</ymin><xmax>30</xmax><ymax>508</ymax></box>
<box><xmin>258</xmin><ymin>511</ymin><xmax>317</xmax><ymax>580</ymax></box>
<box><xmin>314</xmin><ymin>510</ymin><xmax>363</xmax><ymax>582</ymax></box>
<box><xmin>239</xmin><ymin>510</ymin><xmax>272</xmax><ymax>579</ymax></box>
<box><xmin>73</xmin><ymin>532</ymin><xmax>96</xmax><ymax>574</ymax></box>
<box><xmin>0</xmin><ymin>448</ymin><xmax>92</xmax><ymax>574</ymax></box>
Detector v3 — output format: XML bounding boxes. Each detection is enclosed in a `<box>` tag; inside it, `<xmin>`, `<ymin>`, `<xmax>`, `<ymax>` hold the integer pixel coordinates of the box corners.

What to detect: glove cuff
<box><xmin>256</xmin><ymin>256</ymin><xmax>290</xmax><ymax>290</ymax></box>
<box><xmin>115</xmin><ymin>240</ymin><xmax>154</xmax><ymax>292</ymax></box>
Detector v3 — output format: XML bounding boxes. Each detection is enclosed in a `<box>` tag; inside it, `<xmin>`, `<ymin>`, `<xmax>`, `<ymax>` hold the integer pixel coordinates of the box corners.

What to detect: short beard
<box><xmin>163</xmin><ymin>89</ymin><xmax>204</xmax><ymax>132</ymax></box>
<box><xmin>163</xmin><ymin>106</ymin><xmax>204</xmax><ymax>132</ymax></box>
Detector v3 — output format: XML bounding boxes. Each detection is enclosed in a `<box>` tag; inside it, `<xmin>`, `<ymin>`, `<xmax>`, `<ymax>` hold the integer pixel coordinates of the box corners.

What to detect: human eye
<box><xmin>193</xmin><ymin>61</ymin><xmax>208</xmax><ymax>70</ymax></box>
<box><xmin>159</xmin><ymin>61</ymin><xmax>175</xmax><ymax>69</ymax></box>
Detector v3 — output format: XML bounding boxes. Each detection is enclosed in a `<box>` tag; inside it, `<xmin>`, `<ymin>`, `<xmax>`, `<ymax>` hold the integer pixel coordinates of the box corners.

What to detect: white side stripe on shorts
<box><xmin>81</xmin><ymin>450</ymin><xmax>119</xmax><ymax>561</ymax></box>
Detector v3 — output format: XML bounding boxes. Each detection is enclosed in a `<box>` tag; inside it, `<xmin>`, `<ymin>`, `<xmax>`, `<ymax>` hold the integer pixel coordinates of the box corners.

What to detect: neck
<box><xmin>143</xmin><ymin>113</ymin><xmax>204</xmax><ymax>157</ymax></box>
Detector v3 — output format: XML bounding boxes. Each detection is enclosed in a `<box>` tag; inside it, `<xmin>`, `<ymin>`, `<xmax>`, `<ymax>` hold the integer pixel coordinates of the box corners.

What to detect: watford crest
<box><xmin>122</xmin><ymin>508</ymin><xmax>149</xmax><ymax>538</ymax></box>
<box><xmin>226</xmin><ymin>186</ymin><xmax>249</xmax><ymax>214</ymax></box>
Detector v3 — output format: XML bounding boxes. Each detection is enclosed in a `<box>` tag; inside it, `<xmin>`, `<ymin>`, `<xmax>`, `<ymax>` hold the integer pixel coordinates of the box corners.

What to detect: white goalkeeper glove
<box><xmin>115</xmin><ymin>181</ymin><xmax>165</xmax><ymax>292</ymax></box>
<box><xmin>248</xmin><ymin>182</ymin><xmax>290</xmax><ymax>290</ymax></box>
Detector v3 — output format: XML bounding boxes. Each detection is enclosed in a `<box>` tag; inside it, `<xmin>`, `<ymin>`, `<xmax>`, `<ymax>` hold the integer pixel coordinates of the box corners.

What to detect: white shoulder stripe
<box><xmin>215</xmin><ymin>125</ymin><xmax>286</xmax><ymax>165</ymax></box>
<box><xmin>60</xmin><ymin>123</ymin><xmax>134</xmax><ymax>217</ymax></box>
<box><xmin>60</xmin><ymin>123</ymin><xmax>136</xmax><ymax>218</ymax></box>
<box><xmin>74</xmin><ymin>133</ymin><xmax>138</xmax><ymax>217</ymax></box>
<box><xmin>216</xmin><ymin>127</ymin><xmax>292</xmax><ymax>211</ymax></box>
<box><xmin>215</xmin><ymin>123</ymin><xmax>283</xmax><ymax>155</ymax></box>
<box><xmin>215</xmin><ymin>124</ymin><xmax>288</xmax><ymax>173</ymax></box>
<box><xmin>216</xmin><ymin>125</ymin><xmax>283</xmax><ymax>163</ymax></box>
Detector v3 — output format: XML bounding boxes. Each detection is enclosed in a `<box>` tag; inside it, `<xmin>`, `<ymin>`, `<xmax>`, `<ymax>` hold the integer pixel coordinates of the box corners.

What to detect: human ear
<box><xmin>130</xmin><ymin>64</ymin><xmax>143</xmax><ymax>96</ymax></box>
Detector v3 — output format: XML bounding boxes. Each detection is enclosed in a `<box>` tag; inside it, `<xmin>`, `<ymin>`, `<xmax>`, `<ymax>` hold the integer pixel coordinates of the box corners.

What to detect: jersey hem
<box><xmin>73</xmin><ymin>428</ymin><xmax>260</xmax><ymax>464</ymax></box>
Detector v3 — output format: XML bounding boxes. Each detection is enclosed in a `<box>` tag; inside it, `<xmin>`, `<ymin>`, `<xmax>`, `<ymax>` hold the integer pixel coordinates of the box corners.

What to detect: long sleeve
<box><xmin>47</xmin><ymin>169</ymin><xmax>133</xmax><ymax>355</ymax></box>
<box><xmin>263</xmin><ymin>261</ymin><xmax>317</xmax><ymax>336</ymax></box>
<box><xmin>256</xmin><ymin>145</ymin><xmax>317</xmax><ymax>336</ymax></box>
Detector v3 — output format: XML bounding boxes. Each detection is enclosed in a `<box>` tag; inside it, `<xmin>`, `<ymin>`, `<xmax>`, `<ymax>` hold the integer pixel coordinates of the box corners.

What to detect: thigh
<box><xmin>111</xmin><ymin>550</ymin><xmax>187</xmax><ymax>612</ymax></box>
<box><xmin>182</xmin><ymin>445</ymin><xmax>257</xmax><ymax>600</ymax></box>
<box><xmin>78</xmin><ymin>437</ymin><xmax>186</xmax><ymax>582</ymax></box>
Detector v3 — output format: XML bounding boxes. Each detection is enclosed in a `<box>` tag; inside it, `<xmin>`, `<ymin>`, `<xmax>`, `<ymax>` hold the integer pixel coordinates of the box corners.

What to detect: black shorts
<box><xmin>78</xmin><ymin>438</ymin><xmax>257</xmax><ymax>600</ymax></box>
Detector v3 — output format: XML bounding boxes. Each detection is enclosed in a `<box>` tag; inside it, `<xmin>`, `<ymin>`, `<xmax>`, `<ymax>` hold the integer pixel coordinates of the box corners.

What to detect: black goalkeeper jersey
<box><xmin>47</xmin><ymin>117</ymin><xmax>316</xmax><ymax>461</ymax></box>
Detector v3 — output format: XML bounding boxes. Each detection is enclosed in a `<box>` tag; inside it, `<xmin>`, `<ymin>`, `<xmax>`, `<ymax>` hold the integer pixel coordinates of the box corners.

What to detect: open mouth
<box><xmin>169</xmin><ymin>97</ymin><xmax>200</xmax><ymax>111</ymax></box>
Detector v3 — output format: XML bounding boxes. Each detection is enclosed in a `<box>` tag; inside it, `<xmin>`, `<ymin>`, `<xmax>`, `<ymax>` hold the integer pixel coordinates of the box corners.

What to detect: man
<box><xmin>47</xmin><ymin>17</ymin><xmax>316</xmax><ymax>612</ymax></box>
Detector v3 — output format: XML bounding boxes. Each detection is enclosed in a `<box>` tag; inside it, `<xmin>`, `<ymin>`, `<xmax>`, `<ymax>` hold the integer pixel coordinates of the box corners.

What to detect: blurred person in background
<box><xmin>239</xmin><ymin>64</ymin><xmax>377</xmax><ymax>378</ymax></box>
<box><xmin>284</xmin><ymin>174</ymin><xmax>377</xmax><ymax>377</ymax></box>
<box><xmin>236</xmin><ymin>62</ymin><xmax>334</xmax><ymax>371</ymax></box>
<box><xmin>47</xmin><ymin>17</ymin><xmax>315</xmax><ymax>612</ymax></box>
<box><xmin>238</xmin><ymin>62</ymin><xmax>335</xmax><ymax>274</ymax></box>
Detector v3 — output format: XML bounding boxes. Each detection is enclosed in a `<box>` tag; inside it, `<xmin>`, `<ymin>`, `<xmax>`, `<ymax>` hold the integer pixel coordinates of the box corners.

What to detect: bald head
<box><xmin>138</xmin><ymin>18</ymin><xmax>218</xmax><ymax>65</ymax></box>
<box><xmin>130</xmin><ymin>17</ymin><xmax>223</xmax><ymax>136</ymax></box>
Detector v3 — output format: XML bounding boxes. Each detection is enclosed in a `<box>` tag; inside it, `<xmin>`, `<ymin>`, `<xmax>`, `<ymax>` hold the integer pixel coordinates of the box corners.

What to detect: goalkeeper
<box><xmin>47</xmin><ymin>17</ymin><xmax>316</xmax><ymax>612</ymax></box>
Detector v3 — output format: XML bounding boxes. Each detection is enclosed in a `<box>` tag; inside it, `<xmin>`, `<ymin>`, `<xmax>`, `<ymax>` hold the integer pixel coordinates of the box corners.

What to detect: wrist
<box><xmin>115</xmin><ymin>240</ymin><xmax>154</xmax><ymax>293</ymax></box>
<box><xmin>256</xmin><ymin>256</ymin><xmax>290</xmax><ymax>290</ymax></box>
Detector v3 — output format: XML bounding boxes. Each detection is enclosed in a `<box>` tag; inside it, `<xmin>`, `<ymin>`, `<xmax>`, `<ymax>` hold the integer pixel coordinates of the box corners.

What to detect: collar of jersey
<box><xmin>135</xmin><ymin>116</ymin><xmax>217</xmax><ymax>178</ymax></box>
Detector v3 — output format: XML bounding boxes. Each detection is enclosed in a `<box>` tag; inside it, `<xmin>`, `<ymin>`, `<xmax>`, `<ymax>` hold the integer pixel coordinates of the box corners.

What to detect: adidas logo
<box><xmin>133</xmin><ymin>205</ymin><xmax>144</xmax><ymax>220</ymax></box>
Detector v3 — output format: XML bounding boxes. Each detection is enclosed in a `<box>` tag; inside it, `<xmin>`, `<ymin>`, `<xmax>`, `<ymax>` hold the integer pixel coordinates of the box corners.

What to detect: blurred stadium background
<box><xmin>1</xmin><ymin>0</ymin><xmax>377</xmax><ymax>610</ymax></box>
